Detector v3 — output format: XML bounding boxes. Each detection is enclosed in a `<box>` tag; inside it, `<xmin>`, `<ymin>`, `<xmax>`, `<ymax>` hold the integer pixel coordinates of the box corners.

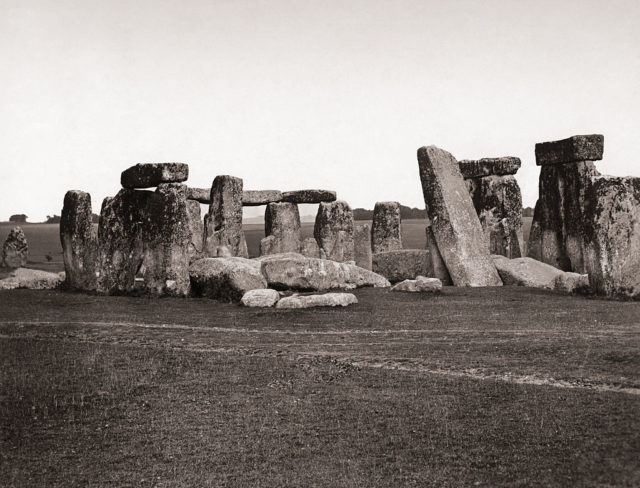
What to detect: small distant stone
<box><xmin>121</xmin><ymin>163</ymin><xmax>189</xmax><ymax>189</ymax></box>
<box><xmin>281</xmin><ymin>190</ymin><xmax>337</xmax><ymax>204</ymax></box>
<box><xmin>242</xmin><ymin>190</ymin><xmax>283</xmax><ymax>206</ymax></box>
<box><xmin>241</xmin><ymin>288</ymin><xmax>280</xmax><ymax>307</ymax></box>
<box><xmin>535</xmin><ymin>134</ymin><xmax>604</xmax><ymax>166</ymax></box>
<box><xmin>458</xmin><ymin>157</ymin><xmax>521</xmax><ymax>179</ymax></box>
<box><xmin>275</xmin><ymin>292</ymin><xmax>358</xmax><ymax>309</ymax></box>
<box><xmin>187</xmin><ymin>187</ymin><xmax>211</xmax><ymax>203</ymax></box>
<box><xmin>2</xmin><ymin>226</ymin><xmax>28</xmax><ymax>268</ymax></box>
<box><xmin>391</xmin><ymin>276</ymin><xmax>442</xmax><ymax>293</ymax></box>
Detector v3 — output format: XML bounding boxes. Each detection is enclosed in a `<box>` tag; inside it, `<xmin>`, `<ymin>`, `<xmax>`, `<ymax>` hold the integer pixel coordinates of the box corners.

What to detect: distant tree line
<box><xmin>9</xmin><ymin>214</ymin><xmax>28</xmax><ymax>223</ymax></box>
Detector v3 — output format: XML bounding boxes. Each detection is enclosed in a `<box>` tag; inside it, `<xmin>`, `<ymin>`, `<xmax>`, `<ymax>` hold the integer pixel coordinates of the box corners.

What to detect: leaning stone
<box><xmin>186</xmin><ymin>187</ymin><xmax>211</xmax><ymax>204</ymax></box>
<box><xmin>241</xmin><ymin>288</ymin><xmax>280</xmax><ymax>307</ymax></box>
<box><xmin>372</xmin><ymin>250</ymin><xmax>433</xmax><ymax>283</ymax></box>
<box><xmin>242</xmin><ymin>190</ymin><xmax>283</xmax><ymax>206</ymax></box>
<box><xmin>417</xmin><ymin>146</ymin><xmax>502</xmax><ymax>286</ymax></box>
<box><xmin>1</xmin><ymin>227</ymin><xmax>28</xmax><ymax>268</ymax></box>
<box><xmin>276</xmin><ymin>292</ymin><xmax>357</xmax><ymax>309</ymax></box>
<box><xmin>261</xmin><ymin>202</ymin><xmax>302</xmax><ymax>255</ymax></box>
<box><xmin>121</xmin><ymin>162</ymin><xmax>189</xmax><ymax>189</ymax></box>
<box><xmin>553</xmin><ymin>272</ymin><xmax>589</xmax><ymax>293</ymax></box>
<box><xmin>260</xmin><ymin>256</ymin><xmax>390</xmax><ymax>291</ymax></box>
<box><xmin>189</xmin><ymin>257</ymin><xmax>267</xmax><ymax>302</ymax></box>
<box><xmin>425</xmin><ymin>225</ymin><xmax>452</xmax><ymax>285</ymax></box>
<box><xmin>391</xmin><ymin>276</ymin><xmax>442</xmax><ymax>293</ymax></box>
<box><xmin>300</xmin><ymin>237</ymin><xmax>321</xmax><ymax>258</ymax></box>
<box><xmin>354</xmin><ymin>224</ymin><xmax>372</xmax><ymax>270</ymax></box>
<box><xmin>0</xmin><ymin>268</ymin><xmax>64</xmax><ymax>290</ymax></box>
<box><xmin>458</xmin><ymin>157</ymin><xmax>521</xmax><ymax>179</ymax></box>
<box><xmin>281</xmin><ymin>190</ymin><xmax>337</xmax><ymax>204</ymax></box>
<box><xmin>535</xmin><ymin>134</ymin><xmax>604</xmax><ymax>166</ymax></box>
<box><xmin>492</xmin><ymin>255</ymin><xmax>562</xmax><ymax>289</ymax></box>
<box><xmin>203</xmin><ymin>175</ymin><xmax>248</xmax><ymax>258</ymax></box>
<box><xmin>314</xmin><ymin>201</ymin><xmax>355</xmax><ymax>262</ymax></box>
<box><xmin>371</xmin><ymin>202</ymin><xmax>402</xmax><ymax>253</ymax></box>
<box><xmin>60</xmin><ymin>190</ymin><xmax>98</xmax><ymax>290</ymax></box>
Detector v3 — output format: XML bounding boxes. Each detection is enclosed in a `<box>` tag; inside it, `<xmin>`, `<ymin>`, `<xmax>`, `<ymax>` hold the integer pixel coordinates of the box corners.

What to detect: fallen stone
<box><xmin>371</xmin><ymin>201</ymin><xmax>402</xmax><ymax>253</ymax></box>
<box><xmin>121</xmin><ymin>162</ymin><xmax>189</xmax><ymax>189</ymax></box>
<box><xmin>2</xmin><ymin>227</ymin><xmax>28</xmax><ymax>268</ymax></box>
<box><xmin>276</xmin><ymin>292</ymin><xmax>358</xmax><ymax>309</ymax></box>
<box><xmin>60</xmin><ymin>190</ymin><xmax>98</xmax><ymax>290</ymax></box>
<box><xmin>535</xmin><ymin>134</ymin><xmax>604</xmax><ymax>166</ymax></box>
<box><xmin>187</xmin><ymin>187</ymin><xmax>211</xmax><ymax>204</ymax></box>
<box><xmin>261</xmin><ymin>202</ymin><xmax>301</xmax><ymax>255</ymax></box>
<box><xmin>417</xmin><ymin>145</ymin><xmax>502</xmax><ymax>286</ymax></box>
<box><xmin>189</xmin><ymin>257</ymin><xmax>267</xmax><ymax>302</ymax></box>
<box><xmin>241</xmin><ymin>288</ymin><xmax>280</xmax><ymax>307</ymax></box>
<box><xmin>391</xmin><ymin>276</ymin><xmax>442</xmax><ymax>293</ymax></box>
<box><xmin>425</xmin><ymin>224</ymin><xmax>453</xmax><ymax>285</ymax></box>
<box><xmin>314</xmin><ymin>201</ymin><xmax>355</xmax><ymax>262</ymax></box>
<box><xmin>260</xmin><ymin>256</ymin><xmax>390</xmax><ymax>291</ymax></box>
<box><xmin>372</xmin><ymin>250</ymin><xmax>433</xmax><ymax>283</ymax></box>
<box><xmin>281</xmin><ymin>190</ymin><xmax>336</xmax><ymax>204</ymax></box>
<box><xmin>203</xmin><ymin>175</ymin><xmax>248</xmax><ymax>258</ymax></box>
<box><xmin>300</xmin><ymin>237</ymin><xmax>321</xmax><ymax>258</ymax></box>
<box><xmin>458</xmin><ymin>157</ymin><xmax>521</xmax><ymax>178</ymax></box>
<box><xmin>354</xmin><ymin>224</ymin><xmax>372</xmax><ymax>270</ymax></box>
<box><xmin>492</xmin><ymin>255</ymin><xmax>562</xmax><ymax>288</ymax></box>
<box><xmin>0</xmin><ymin>268</ymin><xmax>64</xmax><ymax>290</ymax></box>
<box><xmin>243</xmin><ymin>190</ymin><xmax>283</xmax><ymax>206</ymax></box>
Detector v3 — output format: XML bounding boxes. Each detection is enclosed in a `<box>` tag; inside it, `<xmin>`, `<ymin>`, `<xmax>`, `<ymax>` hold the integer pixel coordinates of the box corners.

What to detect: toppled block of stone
<box><xmin>260</xmin><ymin>255</ymin><xmax>390</xmax><ymax>291</ymax></box>
<box><xmin>282</xmin><ymin>190</ymin><xmax>337</xmax><ymax>204</ymax></box>
<box><xmin>458</xmin><ymin>157</ymin><xmax>521</xmax><ymax>179</ymax></box>
<box><xmin>0</xmin><ymin>268</ymin><xmax>64</xmax><ymax>290</ymax></box>
<box><xmin>300</xmin><ymin>237</ymin><xmax>321</xmax><ymax>258</ymax></box>
<box><xmin>391</xmin><ymin>276</ymin><xmax>442</xmax><ymax>293</ymax></box>
<box><xmin>189</xmin><ymin>257</ymin><xmax>267</xmax><ymax>302</ymax></box>
<box><xmin>60</xmin><ymin>190</ymin><xmax>98</xmax><ymax>290</ymax></box>
<box><xmin>260</xmin><ymin>202</ymin><xmax>301</xmax><ymax>255</ymax></box>
<box><xmin>204</xmin><ymin>175</ymin><xmax>248</xmax><ymax>258</ymax></box>
<box><xmin>187</xmin><ymin>187</ymin><xmax>211</xmax><ymax>204</ymax></box>
<box><xmin>241</xmin><ymin>288</ymin><xmax>280</xmax><ymax>307</ymax></box>
<box><xmin>492</xmin><ymin>255</ymin><xmax>562</xmax><ymax>289</ymax></box>
<box><xmin>2</xmin><ymin>227</ymin><xmax>28</xmax><ymax>268</ymax></box>
<box><xmin>417</xmin><ymin>145</ymin><xmax>502</xmax><ymax>286</ymax></box>
<box><xmin>314</xmin><ymin>201</ymin><xmax>355</xmax><ymax>262</ymax></box>
<box><xmin>121</xmin><ymin>163</ymin><xmax>189</xmax><ymax>189</ymax></box>
<box><xmin>372</xmin><ymin>250</ymin><xmax>433</xmax><ymax>283</ymax></box>
<box><xmin>371</xmin><ymin>201</ymin><xmax>402</xmax><ymax>253</ymax></box>
<box><xmin>276</xmin><ymin>292</ymin><xmax>357</xmax><ymax>309</ymax></box>
<box><xmin>243</xmin><ymin>190</ymin><xmax>283</xmax><ymax>206</ymax></box>
<box><xmin>535</xmin><ymin>134</ymin><xmax>604</xmax><ymax>166</ymax></box>
<box><xmin>354</xmin><ymin>224</ymin><xmax>372</xmax><ymax>270</ymax></box>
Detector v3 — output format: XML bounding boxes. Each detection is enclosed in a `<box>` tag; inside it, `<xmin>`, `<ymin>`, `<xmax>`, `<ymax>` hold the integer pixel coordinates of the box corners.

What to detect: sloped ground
<box><xmin>1</xmin><ymin>287</ymin><xmax>638</xmax><ymax>487</ymax></box>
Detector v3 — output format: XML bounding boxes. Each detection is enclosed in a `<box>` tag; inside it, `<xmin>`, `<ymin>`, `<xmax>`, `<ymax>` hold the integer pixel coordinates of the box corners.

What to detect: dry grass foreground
<box><xmin>1</xmin><ymin>286</ymin><xmax>638</xmax><ymax>487</ymax></box>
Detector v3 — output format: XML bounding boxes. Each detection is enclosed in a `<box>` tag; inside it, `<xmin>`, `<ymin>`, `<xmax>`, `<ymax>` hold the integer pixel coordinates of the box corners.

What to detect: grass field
<box><xmin>1</xmin><ymin>287</ymin><xmax>639</xmax><ymax>486</ymax></box>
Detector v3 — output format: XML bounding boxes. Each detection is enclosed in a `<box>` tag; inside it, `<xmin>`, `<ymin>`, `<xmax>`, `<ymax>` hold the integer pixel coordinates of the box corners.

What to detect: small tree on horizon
<box><xmin>9</xmin><ymin>214</ymin><xmax>27</xmax><ymax>223</ymax></box>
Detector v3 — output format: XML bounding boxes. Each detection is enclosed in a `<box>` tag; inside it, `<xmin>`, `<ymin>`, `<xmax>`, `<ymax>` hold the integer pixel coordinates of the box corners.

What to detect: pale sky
<box><xmin>1</xmin><ymin>0</ymin><xmax>638</xmax><ymax>221</ymax></box>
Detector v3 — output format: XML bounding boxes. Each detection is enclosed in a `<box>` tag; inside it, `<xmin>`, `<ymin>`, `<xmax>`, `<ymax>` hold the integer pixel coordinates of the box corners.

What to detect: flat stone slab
<box><xmin>121</xmin><ymin>163</ymin><xmax>189</xmax><ymax>189</ymax></box>
<box><xmin>458</xmin><ymin>157</ymin><xmax>521</xmax><ymax>179</ymax></box>
<box><xmin>281</xmin><ymin>190</ymin><xmax>336</xmax><ymax>204</ymax></box>
<box><xmin>0</xmin><ymin>268</ymin><xmax>64</xmax><ymax>290</ymax></box>
<box><xmin>242</xmin><ymin>190</ymin><xmax>283</xmax><ymax>206</ymax></box>
<box><xmin>391</xmin><ymin>276</ymin><xmax>442</xmax><ymax>293</ymax></box>
<box><xmin>535</xmin><ymin>134</ymin><xmax>604</xmax><ymax>166</ymax></box>
<box><xmin>276</xmin><ymin>292</ymin><xmax>357</xmax><ymax>309</ymax></box>
<box><xmin>187</xmin><ymin>187</ymin><xmax>211</xmax><ymax>203</ymax></box>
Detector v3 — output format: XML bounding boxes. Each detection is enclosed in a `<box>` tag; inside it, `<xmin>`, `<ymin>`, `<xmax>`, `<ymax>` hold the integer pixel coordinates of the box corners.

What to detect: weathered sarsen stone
<box><xmin>372</xmin><ymin>249</ymin><xmax>433</xmax><ymax>283</ymax></box>
<box><xmin>535</xmin><ymin>134</ymin><xmax>604</xmax><ymax>166</ymax></box>
<box><xmin>242</xmin><ymin>190</ymin><xmax>283</xmax><ymax>206</ymax></box>
<box><xmin>60</xmin><ymin>190</ymin><xmax>98</xmax><ymax>290</ymax></box>
<box><xmin>354</xmin><ymin>224</ymin><xmax>372</xmax><ymax>270</ymax></box>
<box><xmin>282</xmin><ymin>190</ymin><xmax>336</xmax><ymax>204</ymax></box>
<box><xmin>189</xmin><ymin>257</ymin><xmax>267</xmax><ymax>302</ymax></box>
<box><xmin>276</xmin><ymin>293</ymin><xmax>358</xmax><ymax>309</ymax></box>
<box><xmin>458</xmin><ymin>157</ymin><xmax>521</xmax><ymax>178</ymax></box>
<box><xmin>186</xmin><ymin>200</ymin><xmax>204</xmax><ymax>261</ymax></box>
<box><xmin>121</xmin><ymin>162</ymin><xmax>189</xmax><ymax>189</ymax></box>
<box><xmin>203</xmin><ymin>175</ymin><xmax>248</xmax><ymax>258</ymax></box>
<box><xmin>1</xmin><ymin>227</ymin><xmax>28</xmax><ymax>268</ymax></box>
<box><xmin>371</xmin><ymin>201</ymin><xmax>402</xmax><ymax>253</ymax></box>
<box><xmin>187</xmin><ymin>187</ymin><xmax>211</xmax><ymax>204</ymax></box>
<box><xmin>314</xmin><ymin>201</ymin><xmax>355</xmax><ymax>262</ymax></box>
<box><xmin>417</xmin><ymin>145</ymin><xmax>502</xmax><ymax>286</ymax></box>
<box><xmin>260</xmin><ymin>202</ymin><xmax>302</xmax><ymax>255</ymax></box>
<box><xmin>300</xmin><ymin>237</ymin><xmax>321</xmax><ymax>258</ymax></box>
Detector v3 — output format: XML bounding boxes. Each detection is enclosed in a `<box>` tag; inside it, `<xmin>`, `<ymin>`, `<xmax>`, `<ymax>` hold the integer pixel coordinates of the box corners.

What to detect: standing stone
<box><xmin>121</xmin><ymin>162</ymin><xmax>189</xmax><ymax>189</ymax></box>
<box><xmin>260</xmin><ymin>202</ymin><xmax>302</xmax><ymax>255</ymax></box>
<box><xmin>314</xmin><ymin>201</ymin><xmax>355</xmax><ymax>262</ymax></box>
<box><xmin>354</xmin><ymin>224</ymin><xmax>372</xmax><ymax>270</ymax></box>
<box><xmin>203</xmin><ymin>175</ymin><xmax>248</xmax><ymax>258</ymax></box>
<box><xmin>300</xmin><ymin>237</ymin><xmax>321</xmax><ymax>258</ymax></box>
<box><xmin>281</xmin><ymin>190</ymin><xmax>337</xmax><ymax>204</ymax></box>
<box><xmin>425</xmin><ymin>224</ymin><xmax>452</xmax><ymax>285</ymax></box>
<box><xmin>417</xmin><ymin>145</ymin><xmax>502</xmax><ymax>286</ymax></box>
<box><xmin>242</xmin><ymin>190</ymin><xmax>283</xmax><ymax>206</ymax></box>
<box><xmin>186</xmin><ymin>200</ymin><xmax>204</xmax><ymax>261</ymax></box>
<box><xmin>60</xmin><ymin>190</ymin><xmax>98</xmax><ymax>290</ymax></box>
<box><xmin>372</xmin><ymin>250</ymin><xmax>433</xmax><ymax>283</ymax></box>
<box><xmin>1</xmin><ymin>227</ymin><xmax>28</xmax><ymax>268</ymax></box>
<box><xmin>371</xmin><ymin>201</ymin><xmax>402</xmax><ymax>253</ymax></box>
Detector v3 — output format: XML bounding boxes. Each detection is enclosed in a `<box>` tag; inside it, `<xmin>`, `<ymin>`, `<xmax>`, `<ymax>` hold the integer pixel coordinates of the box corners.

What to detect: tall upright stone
<box><xmin>371</xmin><ymin>201</ymin><xmax>402</xmax><ymax>253</ymax></box>
<box><xmin>354</xmin><ymin>223</ymin><xmax>372</xmax><ymax>270</ymax></box>
<box><xmin>260</xmin><ymin>202</ymin><xmax>302</xmax><ymax>255</ymax></box>
<box><xmin>186</xmin><ymin>200</ymin><xmax>204</xmax><ymax>261</ymax></box>
<box><xmin>203</xmin><ymin>175</ymin><xmax>248</xmax><ymax>258</ymax></box>
<box><xmin>1</xmin><ymin>227</ymin><xmax>28</xmax><ymax>268</ymax></box>
<box><xmin>60</xmin><ymin>190</ymin><xmax>98</xmax><ymax>290</ymax></box>
<box><xmin>314</xmin><ymin>201</ymin><xmax>355</xmax><ymax>262</ymax></box>
<box><xmin>417</xmin><ymin>145</ymin><xmax>502</xmax><ymax>287</ymax></box>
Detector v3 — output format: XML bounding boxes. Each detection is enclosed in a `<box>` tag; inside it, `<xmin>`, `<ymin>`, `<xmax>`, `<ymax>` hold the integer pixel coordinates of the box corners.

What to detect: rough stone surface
<box><xmin>391</xmin><ymin>276</ymin><xmax>442</xmax><ymax>293</ymax></box>
<box><xmin>372</xmin><ymin>250</ymin><xmax>434</xmax><ymax>283</ymax></box>
<box><xmin>242</xmin><ymin>190</ymin><xmax>283</xmax><ymax>206</ymax></box>
<box><xmin>186</xmin><ymin>200</ymin><xmax>204</xmax><ymax>261</ymax></box>
<box><xmin>240</xmin><ymin>288</ymin><xmax>280</xmax><ymax>307</ymax></box>
<box><xmin>314</xmin><ymin>201</ymin><xmax>355</xmax><ymax>262</ymax></box>
<box><xmin>260</xmin><ymin>202</ymin><xmax>301</xmax><ymax>255</ymax></box>
<box><xmin>189</xmin><ymin>257</ymin><xmax>267</xmax><ymax>302</ymax></box>
<box><xmin>458</xmin><ymin>157</ymin><xmax>521</xmax><ymax>179</ymax></box>
<box><xmin>60</xmin><ymin>190</ymin><xmax>98</xmax><ymax>290</ymax></box>
<box><xmin>0</xmin><ymin>268</ymin><xmax>64</xmax><ymax>290</ymax></box>
<box><xmin>121</xmin><ymin>163</ymin><xmax>189</xmax><ymax>189</ymax></box>
<box><xmin>186</xmin><ymin>187</ymin><xmax>211</xmax><ymax>204</ymax></box>
<box><xmin>2</xmin><ymin>227</ymin><xmax>28</xmax><ymax>268</ymax></box>
<box><xmin>300</xmin><ymin>237</ymin><xmax>321</xmax><ymax>258</ymax></box>
<box><xmin>203</xmin><ymin>175</ymin><xmax>248</xmax><ymax>258</ymax></box>
<box><xmin>260</xmin><ymin>256</ymin><xmax>390</xmax><ymax>291</ymax></box>
<box><xmin>354</xmin><ymin>224</ymin><xmax>372</xmax><ymax>270</ymax></box>
<box><xmin>535</xmin><ymin>134</ymin><xmax>604</xmax><ymax>166</ymax></box>
<box><xmin>553</xmin><ymin>272</ymin><xmax>590</xmax><ymax>293</ymax></box>
<box><xmin>492</xmin><ymin>255</ymin><xmax>561</xmax><ymax>289</ymax></box>
<box><xmin>276</xmin><ymin>292</ymin><xmax>358</xmax><ymax>309</ymax></box>
<box><xmin>465</xmin><ymin>175</ymin><xmax>523</xmax><ymax>258</ymax></box>
<box><xmin>417</xmin><ymin>145</ymin><xmax>502</xmax><ymax>287</ymax></box>
<box><xmin>371</xmin><ymin>201</ymin><xmax>402</xmax><ymax>253</ymax></box>
<box><xmin>281</xmin><ymin>190</ymin><xmax>336</xmax><ymax>204</ymax></box>
<box><xmin>425</xmin><ymin>225</ymin><xmax>452</xmax><ymax>285</ymax></box>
